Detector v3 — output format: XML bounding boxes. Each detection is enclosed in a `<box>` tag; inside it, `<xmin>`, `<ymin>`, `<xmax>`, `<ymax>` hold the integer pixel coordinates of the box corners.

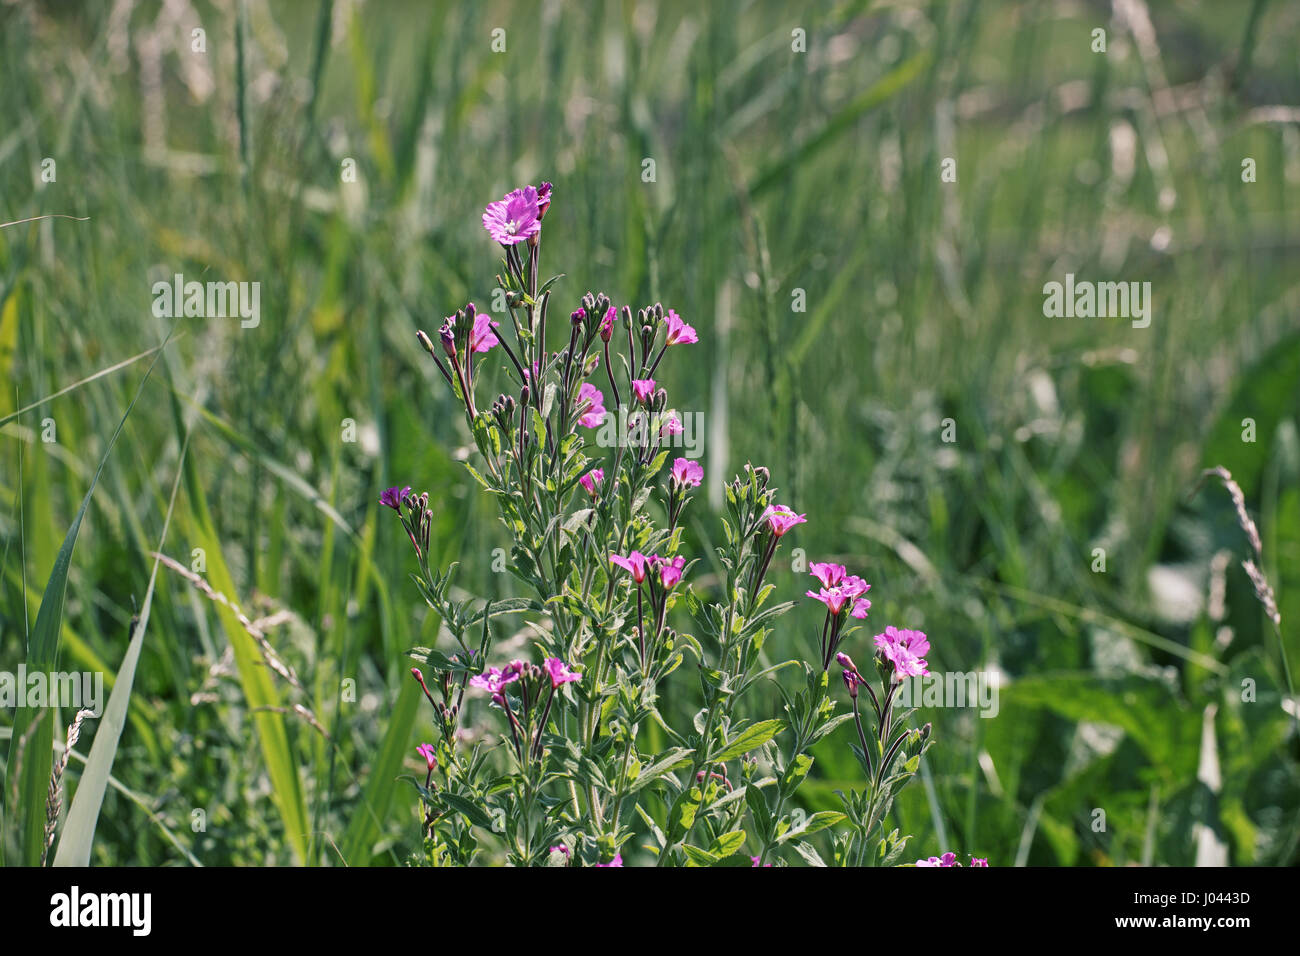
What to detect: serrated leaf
<box><xmin>709</xmin><ymin>830</ymin><xmax>747</xmax><ymax>857</ymax></box>
<box><xmin>682</xmin><ymin>844</ymin><xmax>719</xmax><ymax>866</ymax></box>
<box><xmin>792</xmin><ymin>842</ymin><xmax>828</xmax><ymax>867</ymax></box>
<box><xmin>441</xmin><ymin>792</ymin><xmax>494</xmax><ymax>830</ymax></box>
<box><xmin>715</xmin><ymin>719</ymin><xmax>784</xmax><ymax>762</ymax></box>
<box><xmin>779</xmin><ymin>810</ymin><xmax>847</xmax><ymax>843</ymax></box>
<box><xmin>627</xmin><ymin>747</ymin><xmax>694</xmax><ymax>793</ymax></box>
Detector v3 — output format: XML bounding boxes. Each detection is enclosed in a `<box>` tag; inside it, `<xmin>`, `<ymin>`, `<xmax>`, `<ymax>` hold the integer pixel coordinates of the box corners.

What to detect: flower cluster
<box><xmin>381</xmin><ymin>181</ymin><xmax>941</xmax><ymax>868</ymax></box>
<box><xmin>463</xmin><ymin>657</ymin><xmax>582</xmax><ymax>765</ymax></box>
<box><xmin>804</xmin><ymin>562</ymin><xmax>871</xmax><ymax>671</ymax></box>
<box><xmin>874</xmin><ymin>625</ymin><xmax>930</xmax><ymax>678</ymax></box>
<box><xmin>609</xmin><ymin>550</ymin><xmax>689</xmax><ymax>669</ymax></box>
<box><xmin>916</xmin><ymin>852</ymin><xmax>989</xmax><ymax>867</ymax></box>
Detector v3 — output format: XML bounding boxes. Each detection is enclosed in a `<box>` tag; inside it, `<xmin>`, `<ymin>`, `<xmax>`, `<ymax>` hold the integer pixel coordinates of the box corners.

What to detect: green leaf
<box><xmin>682</xmin><ymin>843</ymin><xmax>719</xmax><ymax>866</ymax></box>
<box><xmin>666</xmin><ymin>786</ymin><xmax>702</xmax><ymax>841</ymax></box>
<box><xmin>54</xmin><ymin>416</ymin><xmax>193</xmax><ymax>867</ymax></box>
<box><xmin>464</xmin><ymin>597</ymin><xmax>544</xmax><ymax>627</ymax></box>
<box><xmin>709</xmin><ymin>829</ymin><xmax>747</xmax><ymax>857</ymax></box>
<box><xmin>627</xmin><ymin>747</ymin><xmax>694</xmax><ymax>793</ymax></box>
<box><xmin>792</xmin><ymin>841</ymin><xmax>827</xmax><ymax>867</ymax></box>
<box><xmin>715</xmin><ymin>718</ymin><xmax>785</xmax><ymax>762</ymax></box>
<box><xmin>778</xmin><ymin>810</ymin><xmax>847</xmax><ymax>843</ymax></box>
<box><xmin>440</xmin><ymin>792</ymin><xmax>494</xmax><ymax>830</ymax></box>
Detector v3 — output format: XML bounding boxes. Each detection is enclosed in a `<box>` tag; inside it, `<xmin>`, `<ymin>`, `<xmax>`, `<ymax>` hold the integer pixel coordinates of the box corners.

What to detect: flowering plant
<box><xmin>383</xmin><ymin>182</ymin><xmax>951</xmax><ymax>866</ymax></box>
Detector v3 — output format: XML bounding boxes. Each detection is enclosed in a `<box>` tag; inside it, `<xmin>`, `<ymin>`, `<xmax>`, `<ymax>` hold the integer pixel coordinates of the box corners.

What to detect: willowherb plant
<box><xmin>384</xmin><ymin>181</ymin><xmax>952</xmax><ymax>867</ymax></box>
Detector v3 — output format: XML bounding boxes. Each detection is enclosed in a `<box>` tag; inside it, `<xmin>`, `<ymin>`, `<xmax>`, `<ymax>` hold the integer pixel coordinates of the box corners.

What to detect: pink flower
<box><xmin>595</xmin><ymin>854</ymin><xmax>623</xmax><ymax>867</ymax></box>
<box><xmin>806</xmin><ymin>586</ymin><xmax>856</xmax><ymax>616</ymax></box>
<box><xmin>632</xmin><ymin>378</ymin><xmax>656</xmax><ymax>404</ymax></box>
<box><xmin>664</xmin><ymin>309</ymin><xmax>698</xmax><ymax>345</ymax></box>
<box><xmin>809</xmin><ymin>562</ymin><xmax>846</xmax><ymax>588</ymax></box>
<box><xmin>657</xmin><ymin>555</ymin><xmax>686</xmax><ymax>589</ymax></box>
<box><xmin>599</xmin><ymin>306</ymin><xmax>618</xmax><ymax>342</ymax></box>
<box><xmin>537</xmin><ymin>182</ymin><xmax>553</xmax><ymax>219</ymax></box>
<box><xmin>544</xmin><ymin>657</ymin><xmax>582</xmax><ymax>688</ymax></box>
<box><xmin>805</xmin><ymin>574</ymin><xmax>868</xmax><ymax>617</ymax></box>
<box><xmin>469</xmin><ymin>311</ymin><xmax>500</xmax><ymax>353</ymax></box>
<box><xmin>483</xmin><ymin>185</ymin><xmax>542</xmax><ymax>245</ymax></box>
<box><xmin>763</xmin><ymin>504</ymin><xmax>807</xmax><ymax>537</ymax></box>
<box><xmin>659</xmin><ymin>411</ymin><xmax>683</xmax><ymax>436</ymax></box>
<box><xmin>415</xmin><ymin>742</ymin><xmax>437</xmax><ymax>770</ymax></box>
<box><xmin>916</xmin><ymin>852</ymin><xmax>960</xmax><ymax>867</ymax></box>
<box><xmin>750</xmin><ymin>856</ymin><xmax>772</xmax><ymax>867</ymax></box>
<box><xmin>469</xmin><ymin>664</ymin><xmax>522</xmax><ymax>697</ymax></box>
<box><xmin>579</xmin><ymin>468</ymin><xmax>605</xmax><ymax>497</ymax></box>
<box><xmin>874</xmin><ymin>626</ymin><xmax>931</xmax><ymax>678</ymax></box>
<box><xmin>671</xmin><ymin>458</ymin><xmax>704</xmax><ymax>488</ymax></box>
<box><xmin>550</xmin><ymin>844</ymin><xmax>570</xmax><ymax>858</ymax></box>
<box><xmin>970</xmin><ymin>857</ymin><xmax>989</xmax><ymax>867</ymax></box>
<box><xmin>609</xmin><ymin>551</ymin><xmax>650</xmax><ymax>583</ymax></box>
<box><xmin>577</xmin><ymin>383</ymin><xmax>607</xmax><ymax>427</ymax></box>
<box><xmin>380</xmin><ymin>485</ymin><xmax>411</xmax><ymax>510</ymax></box>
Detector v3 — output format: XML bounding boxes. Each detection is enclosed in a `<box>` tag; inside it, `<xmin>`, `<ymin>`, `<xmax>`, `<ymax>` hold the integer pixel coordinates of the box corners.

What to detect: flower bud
<box><xmin>571</xmin><ymin>308</ymin><xmax>585</xmax><ymax>326</ymax></box>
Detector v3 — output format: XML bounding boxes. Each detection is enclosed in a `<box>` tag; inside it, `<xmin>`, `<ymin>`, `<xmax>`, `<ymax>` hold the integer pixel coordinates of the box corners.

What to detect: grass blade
<box><xmin>7</xmin><ymin>333</ymin><xmax>171</xmax><ymax>865</ymax></box>
<box><xmin>52</xmin><ymin>417</ymin><xmax>193</xmax><ymax>866</ymax></box>
<box><xmin>167</xmin><ymin>383</ymin><xmax>311</xmax><ymax>863</ymax></box>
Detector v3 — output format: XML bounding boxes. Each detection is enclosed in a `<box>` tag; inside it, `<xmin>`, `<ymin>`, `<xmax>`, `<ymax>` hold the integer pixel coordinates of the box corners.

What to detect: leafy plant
<box><xmin>384</xmin><ymin>183</ymin><xmax>941</xmax><ymax>866</ymax></box>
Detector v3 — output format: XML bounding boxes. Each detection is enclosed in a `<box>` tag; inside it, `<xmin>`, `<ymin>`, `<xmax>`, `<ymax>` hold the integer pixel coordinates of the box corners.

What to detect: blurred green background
<box><xmin>2</xmin><ymin>0</ymin><xmax>1298</xmax><ymax>865</ymax></box>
